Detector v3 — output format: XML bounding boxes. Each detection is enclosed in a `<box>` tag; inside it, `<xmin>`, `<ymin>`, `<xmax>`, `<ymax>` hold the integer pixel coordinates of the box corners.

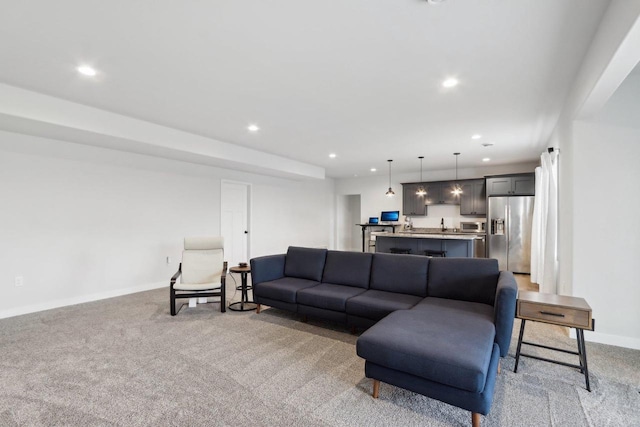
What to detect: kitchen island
<box><xmin>375</xmin><ymin>231</ymin><xmax>480</xmax><ymax>257</ymax></box>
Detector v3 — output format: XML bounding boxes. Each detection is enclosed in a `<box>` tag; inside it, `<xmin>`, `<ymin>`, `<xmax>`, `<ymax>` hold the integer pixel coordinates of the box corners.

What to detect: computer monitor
<box><xmin>368</xmin><ymin>217</ymin><xmax>379</xmax><ymax>224</ymax></box>
<box><xmin>380</xmin><ymin>210</ymin><xmax>400</xmax><ymax>222</ymax></box>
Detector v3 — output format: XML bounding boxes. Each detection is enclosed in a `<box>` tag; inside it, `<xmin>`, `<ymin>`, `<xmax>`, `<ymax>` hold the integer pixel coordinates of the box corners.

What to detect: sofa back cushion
<box><xmin>370</xmin><ymin>253</ymin><xmax>429</xmax><ymax>297</ymax></box>
<box><xmin>427</xmin><ymin>258</ymin><xmax>499</xmax><ymax>305</ymax></box>
<box><xmin>322</xmin><ymin>250</ymin><xmax>372</xmax><ymax>288</ymax></box>
<box><xmin>284</xmin><ymin>247</ymin><xmax>327</xmax><ymax>282</ymax></box>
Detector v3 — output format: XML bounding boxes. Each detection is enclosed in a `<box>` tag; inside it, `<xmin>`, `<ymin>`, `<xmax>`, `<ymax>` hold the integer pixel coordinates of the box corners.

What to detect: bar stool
<box><xmin>423</xmin><ymin>249</ymin><xmax>447</xmax><ymax>257</ymax></box>
<box><xmin>390</xmin><ymin>248</ymin><xmax>412</xmax><ymax>254</ymax></box>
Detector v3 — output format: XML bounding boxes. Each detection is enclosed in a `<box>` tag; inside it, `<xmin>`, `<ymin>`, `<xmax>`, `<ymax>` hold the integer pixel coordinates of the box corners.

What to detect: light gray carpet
<box><xmin>0</xmin><ymin>284</ymin><xmax>639</xmax><ymax>426</ymax></box>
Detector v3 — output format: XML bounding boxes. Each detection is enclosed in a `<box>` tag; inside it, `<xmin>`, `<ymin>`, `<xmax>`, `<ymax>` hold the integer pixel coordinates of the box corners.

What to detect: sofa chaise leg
<box><xmin>256</xmin><ymin>304</ymin><xmax>261</xmax><ymax>314</ymax></box>
<box><xmin>472</xmin><ymin>412</ymin><xmax>481</xmax><ymax>427</ymax></box>
<box><xmin>372</xmin><ymin>379</ymin><xmax>380</xmax><ymax>398</ymax></box>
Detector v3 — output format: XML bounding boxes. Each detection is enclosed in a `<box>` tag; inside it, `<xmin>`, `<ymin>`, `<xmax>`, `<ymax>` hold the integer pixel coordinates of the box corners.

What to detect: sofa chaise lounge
<box><xmin>250</xmin><ymin>247</ymin><xmax>518</xmax><ymax>426</ymax></box>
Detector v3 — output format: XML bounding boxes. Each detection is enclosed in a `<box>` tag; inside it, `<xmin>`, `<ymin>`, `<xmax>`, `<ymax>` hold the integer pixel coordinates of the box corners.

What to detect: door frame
<box><xmin>220</xmin><ymin>179</ymin><xmax>252</xmax><ymax>264</ymax></box>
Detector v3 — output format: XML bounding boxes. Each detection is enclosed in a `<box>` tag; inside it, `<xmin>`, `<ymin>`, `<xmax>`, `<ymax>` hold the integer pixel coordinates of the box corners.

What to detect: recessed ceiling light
<box><xmin>482</xmin><ymin>158</ymin><xmax>491</xmax><ymax>162</ymax></box>
<box><xmin>442</xmin><ymin>78</ymin><xmax>458</xmax><ymax>88</ymax></box>
<box><xmin>247</xmin><ymin>124</ymin><xmax>260</xmax><ymax>132</ymax></box>
<box><xmin>427</xmin><ymin>0</ymin><xmax>447</xmax><ymax>4</ymax></box>
<box><xmin>471</xmin><ymin>134</ymin><xmax>482</xmax><ymax>140</ymax></box>
<box><xmin>370</xmin><ymin>168</ymin><xmax>377</xmax><ymax>172</ymax></box>
<box><xmin>76</xmin><ymin>65</ymin><xmax>97</xmax><ymax>77</ymax></box>
<box><xmin>329</xmin><ymin>153</ymin><xmax>337</xmax><ymax>158</ymax></box>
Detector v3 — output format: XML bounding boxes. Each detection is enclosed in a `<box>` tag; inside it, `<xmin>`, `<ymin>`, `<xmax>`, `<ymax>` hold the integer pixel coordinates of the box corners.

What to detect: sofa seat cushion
<box><xmin>356</xmin><ymin>307</ymin><xmax>496</xmax><ymax>393</ymax></box>
<box><xmin>346</xmin><ymin>290</ymin><xmax>423</xmax><ymax>321</ymax></box>
<box><xmin>255</xmin><ymin>277</ymin><xmax>319</xmax><ymax>303</ymax></box>
<box><xmin>297</xmin><ymin>283</ymin><xmax>366</xmax><ymax>312</ymax></box>
<box><xmin>413</xmin><ymin>297</ymin><xmax>493</xmax><ymax>322</ymax></box>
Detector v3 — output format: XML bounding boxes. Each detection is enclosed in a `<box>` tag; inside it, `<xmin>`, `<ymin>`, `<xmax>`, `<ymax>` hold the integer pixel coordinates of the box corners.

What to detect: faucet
<box><xmin>440</xmin><ymin>218</ymin><xmax>447</xmax><ymax>232</ymax></box>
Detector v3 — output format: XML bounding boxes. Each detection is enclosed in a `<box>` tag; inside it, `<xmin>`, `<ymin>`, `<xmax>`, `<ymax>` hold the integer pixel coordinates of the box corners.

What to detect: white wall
<box><xmin>548</xmin><ymin>0</ymin><xmax>640</xmax><ymax>348</ymax></box>
<box><xmin>335</xmin><ymin>162</ymin><xmax>538</xmax><ymax>230</ymax></box>
<box><xmin>572</xmin><ymin>121</ymin><xmax>640</xmax><ymax>347</ymax></box>
<box><xmin>0</xmin><ymin>131</ymin><xmax>334</xmax><ymax>318</ymax></box>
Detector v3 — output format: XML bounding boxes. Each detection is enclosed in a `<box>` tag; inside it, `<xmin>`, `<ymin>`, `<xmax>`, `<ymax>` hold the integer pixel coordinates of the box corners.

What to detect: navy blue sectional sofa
<box><xmin>250</xmin><ymin>247</ymin><xmax>518</xmax><ymax>427</ymax></box>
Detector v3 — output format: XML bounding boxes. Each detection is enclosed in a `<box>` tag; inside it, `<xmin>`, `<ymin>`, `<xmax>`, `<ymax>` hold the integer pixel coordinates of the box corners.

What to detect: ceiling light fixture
<box><xmin>370</xmin><ymin>168</ymin><xmax>377</xmax><ymax>172</ymax></box>
<box><xmin>451</xmin><ymin>153</ymin><xmax>463</xmax><ymax>196</ymax></box>
<box><xmin>416</xmin><ymin>156</ymin><xmax>426</xmax><ymax>196</ymax></box>
<box><xmin>385</xmin><ymin>160</ymin><xmax>395</xmax><ymax>197</ymax></box>
<box><xmin>442</xmin><ymin>78</ymin><xmax>458</xmax><ymax>88</ymax></box>
<box><xmin>482</xmin><ymin>157</ymin><xmax>491</xmax><ymax>162</ymax></box>
<box><xmin>76</xmin><ymin>65</ymin><xmax>97</xmax><ymax>77</ymax></box>
<box><xmin>329</xmin><ymin>153</ymin><xmax>337</xmax><ymax>158</ymax></box>
<box><xmin>247</xmin><ymin>124</ymin><xmax>260</xmax><ymax>132</ymax></box>
<box><xmin>471</xmin><ymin>134</ymin><xmax>482</xmax><ymax>140</ymax></box>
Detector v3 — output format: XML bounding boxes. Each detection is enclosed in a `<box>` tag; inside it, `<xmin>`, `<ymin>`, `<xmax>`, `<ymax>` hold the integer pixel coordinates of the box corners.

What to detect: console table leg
<box><xmin>577</xmin><ymin>328</ymin><xmax>591</xmax><ymax>391</ymax></box>
<box><xmin>514</xmin><ymin>319</ymin><xmax>526</xmax><ymax>373</ymax></box>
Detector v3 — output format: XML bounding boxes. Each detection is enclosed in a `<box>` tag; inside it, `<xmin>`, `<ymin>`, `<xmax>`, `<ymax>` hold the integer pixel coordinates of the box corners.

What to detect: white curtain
<box><xmin>531</xmin><ymin>150</ymin><xmax>559</xmax><ymax>294</ymax></box>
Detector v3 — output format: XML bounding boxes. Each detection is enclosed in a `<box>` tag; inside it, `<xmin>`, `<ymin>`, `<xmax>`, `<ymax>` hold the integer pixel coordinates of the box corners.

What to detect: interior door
<box><xmin>221</xmin><ymin>181</ymin><xmax>249</xmax><ymax>267</ymax></box>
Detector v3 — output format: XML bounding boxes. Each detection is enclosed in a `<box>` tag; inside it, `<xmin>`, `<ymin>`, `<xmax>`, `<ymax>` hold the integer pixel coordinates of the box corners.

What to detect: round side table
<box><xmin>228</xmin><ymin>265</ymin><xmax>257</xmax><ymax>311</ymax></box>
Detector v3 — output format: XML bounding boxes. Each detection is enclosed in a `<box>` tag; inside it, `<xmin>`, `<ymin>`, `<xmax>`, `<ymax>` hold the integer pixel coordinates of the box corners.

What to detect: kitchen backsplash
<box><xmin>403</xmin><ymin>205</ymin><xmax>485</xmax><ymax>229</ymax></box>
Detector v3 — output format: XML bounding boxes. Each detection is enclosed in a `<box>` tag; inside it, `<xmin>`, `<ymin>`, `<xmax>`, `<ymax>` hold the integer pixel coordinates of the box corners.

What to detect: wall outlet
<box><xmin>15</xmin><ymin>276</ymin><xmax>23</xmax><ymax>287</ymax></box>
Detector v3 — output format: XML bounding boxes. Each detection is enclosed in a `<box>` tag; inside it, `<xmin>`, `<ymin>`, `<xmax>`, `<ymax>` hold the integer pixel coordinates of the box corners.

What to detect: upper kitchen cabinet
<box><xmin>402</xmin><ymin>183</ymin><xmax>427</xmax><ymax>216</ymax></box>
<box><xmin>486</xmin><ymin>173</ymin><xmax>535</xmax><ymax>196</ymax></box>
<box><xmin>425</xmin><ymin>182</ymin><xmax>460</xmax><ymax>205</ymax></box>
<box><xmin>460</xmin><ymin>179</ymin><xmax>486</xmax><ymax>215</ymax></box>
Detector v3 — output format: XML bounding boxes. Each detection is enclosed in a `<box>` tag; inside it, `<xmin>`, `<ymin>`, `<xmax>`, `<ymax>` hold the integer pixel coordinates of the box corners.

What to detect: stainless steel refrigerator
<box><xmin>487</xmin><ymin>196</ymin><xmax>534</xmax><ymax>273</ymax></box>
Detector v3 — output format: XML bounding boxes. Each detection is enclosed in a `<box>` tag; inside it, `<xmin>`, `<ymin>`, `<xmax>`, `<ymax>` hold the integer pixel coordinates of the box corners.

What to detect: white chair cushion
<box><xmin>173</xmin><ymin>281</ymin><xmax>222</xmax><ymax>291</ymax></box>
<box><xmin>184</xmin><ymin>236</ymin><xmax>224</xmax><ymax>250</ymax></box>
<box><xmin>181</xmin><ymin>250</ymin><xmax>224</xmax><ymax>284</ymax></box>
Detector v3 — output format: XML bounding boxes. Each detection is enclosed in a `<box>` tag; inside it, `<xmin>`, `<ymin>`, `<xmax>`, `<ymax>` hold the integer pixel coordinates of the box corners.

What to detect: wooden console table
<box><xmin>514</xmin><ymin>291</ymin><xmax>594</xmax><ymax>391</ymax></box>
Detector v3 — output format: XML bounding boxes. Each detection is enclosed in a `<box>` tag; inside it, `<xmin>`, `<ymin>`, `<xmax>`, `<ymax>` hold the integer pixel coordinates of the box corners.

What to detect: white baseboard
<box><xmin>0</xmin><ymin>281</ymin><xmax>166</xmax><ymax>320</ymax></box>
<box><xmin>569</xmin><ymin>329</ymin><xmax>640</xmax><ymax>350</ymax></box>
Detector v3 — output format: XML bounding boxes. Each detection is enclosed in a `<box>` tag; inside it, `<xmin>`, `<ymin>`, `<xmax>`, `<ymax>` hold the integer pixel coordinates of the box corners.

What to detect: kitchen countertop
<box><xmin>376</xmin><ymin>231</ymin><xmax>481</xmax><ymax>240</ymax></box>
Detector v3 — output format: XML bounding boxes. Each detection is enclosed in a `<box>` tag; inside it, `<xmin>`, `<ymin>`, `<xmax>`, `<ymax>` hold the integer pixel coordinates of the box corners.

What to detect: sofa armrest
<box><xmin>250</xmin><ymin>254</ymin><xmax>286</xmax><ymax>286</ymax></box>
<box><xmin>493</xmin><ymin>271</ymin><xmax>518</xmax><ymax>357</ymax></box>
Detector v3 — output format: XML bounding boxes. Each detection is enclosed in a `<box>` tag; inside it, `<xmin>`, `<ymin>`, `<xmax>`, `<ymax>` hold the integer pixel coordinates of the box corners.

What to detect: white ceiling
<box><xmin>0</xmin><ymin>0</ymin><xmax>610</xmax><ymax>178</ymax></box>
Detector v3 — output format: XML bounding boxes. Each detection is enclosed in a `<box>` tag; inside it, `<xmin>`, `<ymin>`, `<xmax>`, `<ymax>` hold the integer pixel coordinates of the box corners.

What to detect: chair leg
<box><xmin>220</xmin><ymin>287</ymin><xmax>226</xmax><ymax>313</ymax></box>
<box><xmin>256</xmin><ymin>304</ymin><xmax>261</xmax><ymax>314</ymax></box>
<box><xmin>472</xmin><ymin>412</ymin><xmax>481</xmax><ymax>427</ymax></box>
<box><xmin>372</xmin><ymin>379</ymin><xmax>380</xmax><ymax>398</ymax></box>
<box><xmin>170</xmin><ymin>288</ymin><xmax>176</xmax><ymax>316</ymax></box>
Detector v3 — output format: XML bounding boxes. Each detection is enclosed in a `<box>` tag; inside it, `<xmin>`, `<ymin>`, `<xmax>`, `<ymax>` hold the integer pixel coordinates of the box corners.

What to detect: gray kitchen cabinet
<box><xmin>425</xmin><ymin>181</ymin><xmax>460</xmax><ymax>205</ymax></box>
<box><xmin>486</xmin><ymin>173</ymin><xmax>535</xmax><ymax>196</ymax></box>
<box><xmin>402</xmin><ymin>183</ymin><xmax>427</xmax><ymax>216</ymax></box>
<box><xmin>460</xmin><ymin>179</ymin><xmax>486</xmax><ymax>215</ymax></box>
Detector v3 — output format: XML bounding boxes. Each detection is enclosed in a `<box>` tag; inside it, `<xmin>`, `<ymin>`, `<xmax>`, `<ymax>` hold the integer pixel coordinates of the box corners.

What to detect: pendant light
<box><xmin>451</xmin><ymin>152</ymin><xmax>463</xmax><ymax>196</ymax></box>
<box><xmin>416</xmin><ymin>156</ymin><xmax>426</xmax><ymax>196</ymax></box>
<box><xmin>385</xmin><ymin>159</ymin><xmax>395</xmax><ymax>197</ymax></box>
